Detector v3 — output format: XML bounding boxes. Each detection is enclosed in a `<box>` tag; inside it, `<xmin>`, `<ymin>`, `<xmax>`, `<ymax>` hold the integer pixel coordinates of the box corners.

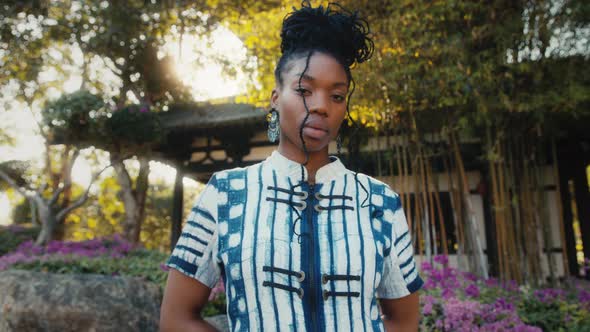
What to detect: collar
<box><xmin>265</xmin><ymin>150</ymin><xmax>347</xmax><ymax>184</ymax></box>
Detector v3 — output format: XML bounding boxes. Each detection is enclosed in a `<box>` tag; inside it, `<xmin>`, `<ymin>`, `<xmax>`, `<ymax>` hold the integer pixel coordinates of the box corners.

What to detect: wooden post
<box><xmin>170</xmin><ymin>168</ymin><xmax>184</xmax><ymax>251</ymax></box>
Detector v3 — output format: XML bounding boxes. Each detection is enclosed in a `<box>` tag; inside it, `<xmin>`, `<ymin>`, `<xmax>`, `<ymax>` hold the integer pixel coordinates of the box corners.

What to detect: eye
<box><xmin>295</xmin><ymin>88</ymin><xmax>311</xmax><ymax>96</ymax></box>
<box><xmin>332</xmin><ymin>95</ymin><xmax>346</xmax><ymax>103</ymax></box>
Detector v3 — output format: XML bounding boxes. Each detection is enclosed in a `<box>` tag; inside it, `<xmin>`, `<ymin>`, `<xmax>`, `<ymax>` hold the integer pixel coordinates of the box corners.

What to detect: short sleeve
<box><xmin>166</xmin><ymin>174</ymin><xmax>221</xmax><ymax>288</ymax></box>
<box><xmin>376</xmin><ymin>189</ymin><xmax>423</xmax><ymax>299</ymax></box>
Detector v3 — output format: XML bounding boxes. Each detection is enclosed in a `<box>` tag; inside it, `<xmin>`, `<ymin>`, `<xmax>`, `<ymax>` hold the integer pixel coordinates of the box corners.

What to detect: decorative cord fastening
<box><xmin>263</xmin><ymin>265</ymin><xmax>306</xmax><ymax>282</ymax></box>
<box><xmin>323</xmin><ymin>290</ymin><xmax>360</xmax><ymax>301</ymax></box>
<box><xmin>263</xmin><ymin>281</ymin><xmax>305</xmax><ymax>299</ymax></box>
<box><xmin>265</xmin><ymin>185</ymin><xmax>308</xmax><ymax>211</ymax></box>
<box><xmin>262</xmin><ymin>265</ymin><xmax>306</xmax><ymax>299</ymax></box>
<box><xmin>314</xmin><ymin>192</ymin><xmax>354</xmax><ymax>213</ymax></box>
<box><xmin>321</xmin><ymin>273</ymin><xmax>361</xmax><ymax>284</ymax></box>
<box><xmin>314</xmin><ymin>192</ymin><xmax>353</xmax><ymax>201</ymax></box>
<box><xmin>314</xmin><ymin>204</ymin><xmax>354</xmax><ymax>212</ymax></box>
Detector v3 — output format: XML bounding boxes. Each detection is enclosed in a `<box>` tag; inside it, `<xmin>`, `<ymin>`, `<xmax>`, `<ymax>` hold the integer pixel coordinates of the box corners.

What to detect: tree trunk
<box><xmin>112</xmin><ymin>155</ymin><xmax>150</xmax><ymax>244</ymax></box>
<box><xmin>35</xmin><ymin>196</ymin><xmax>57</xmax><ymax>245</ymax></box>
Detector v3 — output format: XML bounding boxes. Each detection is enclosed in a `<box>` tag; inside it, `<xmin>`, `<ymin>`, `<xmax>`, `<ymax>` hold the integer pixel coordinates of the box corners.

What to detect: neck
<box><xmin>277</xmin><ymin>146</ymin><xmax>331</xmax><ymax>184</ymax></box>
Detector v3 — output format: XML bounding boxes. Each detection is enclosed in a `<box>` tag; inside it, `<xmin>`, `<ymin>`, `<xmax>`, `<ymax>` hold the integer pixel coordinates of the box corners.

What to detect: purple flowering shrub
<box><xmin>421</xmin><ymin>255</ymin><xmax>590</xmax><ymax>331</ymax></box>
<box><xmin>0</xmin><ymin>234</ymin><xmax>169</xmax><ymax>288</ymax></box>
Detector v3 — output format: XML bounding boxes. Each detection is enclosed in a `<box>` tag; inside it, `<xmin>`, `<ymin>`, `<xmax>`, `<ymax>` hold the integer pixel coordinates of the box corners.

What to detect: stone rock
<box><xmin>0</xmin><ymin>270</ymin><xmax>162</xmax><ymax>332</ymax></box>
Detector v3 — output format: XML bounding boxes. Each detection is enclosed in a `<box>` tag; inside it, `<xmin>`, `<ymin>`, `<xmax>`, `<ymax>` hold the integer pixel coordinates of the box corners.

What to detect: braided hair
<box><xmin>274</xmin><ymin>1</ymin><xmax>374</xmax><ymax>176</ymax></box>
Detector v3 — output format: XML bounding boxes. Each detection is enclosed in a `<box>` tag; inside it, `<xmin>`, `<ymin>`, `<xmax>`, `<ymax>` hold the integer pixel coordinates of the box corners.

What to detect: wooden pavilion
<box><xmin>155</xmin><ymin>103</ymin><xmax>590</xmax><ymax>280</ymax></box>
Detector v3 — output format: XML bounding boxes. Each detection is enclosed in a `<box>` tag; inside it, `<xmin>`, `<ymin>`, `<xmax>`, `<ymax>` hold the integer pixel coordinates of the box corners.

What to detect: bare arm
<box><xmin>380</xmin><ymin>291</ymin><xmax>420</xmax><ymax>332</ymax></box>
<box><xmin>160</xmin><ymin>269</ymin><xmax>219</xmax><ymax>332</ymax></box>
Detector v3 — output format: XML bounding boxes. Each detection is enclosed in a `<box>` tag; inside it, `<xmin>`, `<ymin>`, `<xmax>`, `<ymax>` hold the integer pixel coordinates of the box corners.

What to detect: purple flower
<box><xmin>422</xmin><ymin>295</ymin><xmax>435</xmax><ymax>315</ymax></box>
<box><xmin>421</xmin><ymin>261</ymin><xmax>433</xmax><ymax>271</ymax></box>
<box><xmin>465</xmin><ymin>284</ymin><xmax>480</xmax><ymax>298</ymax></box>
<box><xmin>442</xmin><ymin>288</ymin><xmax>455</xmax><ymax>299</ymax></box>
<box><xmin>434</xmin><ymin>255</ymin><xmax>449</xmax><ymax>266</ymax></box>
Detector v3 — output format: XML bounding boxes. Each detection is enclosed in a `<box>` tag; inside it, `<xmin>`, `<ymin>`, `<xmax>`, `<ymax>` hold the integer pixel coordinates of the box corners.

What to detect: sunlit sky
<box><xmin>0</xmin><ymin>26</ymin><xmax>249</xmax><ymax>224</ymax></box>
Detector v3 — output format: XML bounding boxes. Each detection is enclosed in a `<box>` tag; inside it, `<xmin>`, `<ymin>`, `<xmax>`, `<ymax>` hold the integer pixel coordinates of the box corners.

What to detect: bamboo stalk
<box><xmin>551</xmin><ymin>138</ymin><xmax>570</xmax><ymax>276</ymax></box>
<box><xmin>423</xmin><ymin>148</ymin><xmax>438</xmax><ymax>256</ymax></box>
<box><xmin>401</xmin><ymin>133</ymin><xmax>410</xmax><ymax>229</ymax></box>
<box><xmin>452</xmin><ymin>129</ymin><xmax>487</xmax><ymax>278</ymax></box>
<box><xmin>447</xmin><ymin>139</ymin><xmax>466</xmax><ymax>270</ymax></box>
<box><xmin>444</xmin><ymin>146</ymin><xmax>462</xmax><ymax>258</ymax></box>
<box><xmin>489</xmin><ymin>147</ymin><xmax>504</xmax><ymax>280</ymax></box>
<box><xmin>418</xmin><ymin>145</ymin><xmax>433</xmax><ymax>258</ymax></box>
<box><xmin>500</xmin><ymin>137</ymin><xmax>521</xmax><ymax>283</ymax></box>
<box><xmin>507</xmin><ymin>133</ymin><xmax>524</xmax><ymax>281</ymax></box>
<box><xmin>428</xmin><ymin>152</ymin><xmax>449</xmax><ymax>256</ymax></box>
<box><xmin>522</xmin><ymin>137</ymin><xmax>540</xmax><ymax>284</ymax></box>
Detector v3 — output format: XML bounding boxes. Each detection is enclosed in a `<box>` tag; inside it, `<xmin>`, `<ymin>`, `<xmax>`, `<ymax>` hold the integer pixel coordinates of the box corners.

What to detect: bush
<box><xmin>0</xmin><ymin>225</ymin><xmax>39</xmax><ymax>256</ymax></box>
<box><xmin>420</xmin><ymin>255</ymin><xmax>590</xmax><ymax>331</ymax></box>
<box><xmin>12</xmin><ymin>249</ymin><xmax>169</xmax><ymax>288</ymax></box>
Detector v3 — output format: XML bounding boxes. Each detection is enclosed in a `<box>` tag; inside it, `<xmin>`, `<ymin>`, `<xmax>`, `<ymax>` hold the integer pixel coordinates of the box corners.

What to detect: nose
<box><xmin>308</xmin><ymin>93</ymin><xmax>329</xmax><ymax>116</ymax></box>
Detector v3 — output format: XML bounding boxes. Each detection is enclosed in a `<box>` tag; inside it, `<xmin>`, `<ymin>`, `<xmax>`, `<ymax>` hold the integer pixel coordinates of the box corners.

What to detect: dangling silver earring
<box><xmin>267</xmin><ymin>108</ymin><xmax>280</xmax><ymax>143</ymax></box>
<box><xmin>336</xmin><ymin>134</ymin><xmax>343</xmax><ymax>155</ymax></box>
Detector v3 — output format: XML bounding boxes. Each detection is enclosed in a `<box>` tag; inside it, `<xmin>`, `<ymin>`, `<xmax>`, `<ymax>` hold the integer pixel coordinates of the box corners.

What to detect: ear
<box><xmin>270</xmin><ymin>88</ymin><xmax>279</xmax><ymax>109</ymax></box>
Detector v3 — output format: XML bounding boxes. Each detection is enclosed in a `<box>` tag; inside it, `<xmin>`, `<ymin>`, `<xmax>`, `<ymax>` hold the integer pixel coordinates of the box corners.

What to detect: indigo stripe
<box><xmin>355</xmin><ymin>174</ymin><xmax>367</xmax><ymax>331</ymax></box>
<box><xmin>407</xmin><ymin>275</ymin><xmax>424</xmax><ymax>293</ymax></box>
<box><xmin>327</xmin><ymin>181</ymin><xmax>337</xmax><ymax>331</ymax></box>
<box><xmin>187</xmin><ymin>220</ymin><xmax>214</xmax><ymax>235</ymax></box>
<box><xmin>253</xmin><ymin>164</ymin><xmax>265</xmax><ymax>329</ymax></box>
<box><xmin>287</xmin><ymin>177</ymin><xmax>297</xmax><ymax>331</ymax></box>
<box><xmin>343</xmin><ymin>175</ymin><xmax>354</xmax><ymax>331</ymax></box>
<box><xmin>402</xmin><ymin>263</ymin><xmax>416</xmax><ymax>279</ymax></box>
<box><xmin>399</xmin><ymin>238</ymin><xmax>412</xmax><ymax>256</ymax></box>
<box><xmin>181</xmin><ymin>233</ymin><xmax>207</xmax><ymax>246</ymax></box>
<box><xmin>192</xmin><ymin>206</ymin><xmax>215</xmax><ymax>223</ymax></box>
<box><xmin>370</xmin><ymin>180</ymin><xmax>379</xmax><ymax>328</ymax></box>
<box><xmin>270</xmin><ymin>170</ymin><xmax>280</xmax><ymax>330</ymax></box>
<box><xmin>166</xmin><ymin>255</ymin><xmax>197</xmax><ymax>276</ymax></box>
<box><xmin>394</xmin><ymin>230</ymin><xmax>408</xmax><ymax>246</ymax></box>
<box><xmin>399</xmin><ymin>255</ymin><xmax>413</xmax><ymax>270</ymax></box>
<box><xmin>175</xmin><ymin>244</ymin><xmax>203</xmax><ymax>258</ymax></box>
<box><xmin>239</xmin><ymin>170</ymin><xmax>250</xmax><ymax>330</ymax></box>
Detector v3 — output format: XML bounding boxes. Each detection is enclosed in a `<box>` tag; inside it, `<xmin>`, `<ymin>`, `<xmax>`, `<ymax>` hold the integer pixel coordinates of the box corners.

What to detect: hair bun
<box><xmin>280</xmin><ymin>1</ymin><xmax>374</xmax><ymax>67</ymax></box>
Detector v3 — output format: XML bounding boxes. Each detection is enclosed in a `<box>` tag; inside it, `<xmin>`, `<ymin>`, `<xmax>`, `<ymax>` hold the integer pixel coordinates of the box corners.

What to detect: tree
<box><xmin>1</xmin><ymin>1</ymin><xmax>219</xmax><ymax>243</ymax></box>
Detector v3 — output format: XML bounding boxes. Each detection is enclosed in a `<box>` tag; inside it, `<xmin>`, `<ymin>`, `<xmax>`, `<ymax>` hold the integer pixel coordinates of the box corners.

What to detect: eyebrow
<box><xmin>294</xmin><ymin>73</ymin><xmax>349</xmax><ymax>88</ymax></box>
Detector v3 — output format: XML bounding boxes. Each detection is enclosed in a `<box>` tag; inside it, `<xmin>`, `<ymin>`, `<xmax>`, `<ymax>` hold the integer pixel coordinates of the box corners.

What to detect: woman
<box><xmin>160</xmin><ymin>2</ymin><xmax>422</xmax><ymax>331</ymax></box>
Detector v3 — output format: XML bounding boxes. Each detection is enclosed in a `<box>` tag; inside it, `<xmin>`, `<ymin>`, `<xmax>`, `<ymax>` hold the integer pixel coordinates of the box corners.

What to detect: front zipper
<box><xmin>307</xmin><ymin>183</ymin><xmax>320</xmax><ymax>332</ymax></box>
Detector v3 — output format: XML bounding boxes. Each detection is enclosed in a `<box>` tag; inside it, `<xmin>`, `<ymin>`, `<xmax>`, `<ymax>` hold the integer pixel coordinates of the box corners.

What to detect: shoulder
<box><xmin>342</xmin><ymin>170</ymin><xmax>402</xmax><ymax>211</ymax></box>
<box><xmin>211</xmin><ymin>160</ymin><xmax>265</xmax><ymax>187</ymax></box>
<box><xmin>344</xmin><ymin>170</ymin><xmax>400</xmax><ymax>197</ymax></box>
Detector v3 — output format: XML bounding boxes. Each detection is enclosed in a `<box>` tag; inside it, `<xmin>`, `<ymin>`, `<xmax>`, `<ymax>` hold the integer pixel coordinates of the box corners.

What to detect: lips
<box><xmin>302</xmin><ymin>121</ymin><xmax>328</xmax><ymax>140</ymax></box>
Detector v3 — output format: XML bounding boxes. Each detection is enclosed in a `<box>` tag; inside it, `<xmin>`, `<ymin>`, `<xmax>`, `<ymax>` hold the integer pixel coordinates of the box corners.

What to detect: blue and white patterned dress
<box><xmin>167</xmin><ymin>150</ymin><xmax>423</xmax><ymax>331</ymax></box>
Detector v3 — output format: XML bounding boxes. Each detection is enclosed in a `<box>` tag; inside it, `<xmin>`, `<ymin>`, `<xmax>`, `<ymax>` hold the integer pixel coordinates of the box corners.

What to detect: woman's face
<box><xmin>271</xmin><ymin>52</ymin><xmax>349</xmax><ymax>160</ymax></box>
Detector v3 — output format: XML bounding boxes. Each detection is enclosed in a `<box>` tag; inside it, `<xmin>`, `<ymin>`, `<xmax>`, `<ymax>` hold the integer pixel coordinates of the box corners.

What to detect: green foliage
<box><xmin>0</xmin><ymin>160</ymin><xmax>30</xmax><ymax>190</ymax></box>
<box><xmin>0</xmin><ymin>225</ymin><xmax>40</xmax><ymax>256</ymax></box>
<box><xmin>103</xmin><ymin>105</ymin><xmax>166</xmax><ymax>151</ymax></box>
<box><xmin>518</xmin><ymin>295</ymin><xmax>590</xmax><ymax>331</ymax></box>
<box><xmin>11</xmin><ymin>198</ymin><xmax>32</xmax><ymax>224</ymax></box>
<box><xmin>43</xmin><ymin>90</ymin><xmax>106</xmax><ymax>146</ymax></box>
<box><xmin>518</xmin><ymin>297</ymin><xmax>565</xmax><ymax>331</ymax></box>
<box><xmin>12</xmin><ymin>248</ymin><xmax>169</xmax><ymax>288</ymax></box>
<box><xmin>201</xmin><ymin>293</ymin><xmax>227</xmax><ymax>317</ymax></box>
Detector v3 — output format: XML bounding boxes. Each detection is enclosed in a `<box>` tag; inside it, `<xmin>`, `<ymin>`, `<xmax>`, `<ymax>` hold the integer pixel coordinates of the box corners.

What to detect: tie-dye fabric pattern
<box><xmin>167</xmin><ymin>151</ymin><xmax>423</xmax><ymax>331</ymax></box>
